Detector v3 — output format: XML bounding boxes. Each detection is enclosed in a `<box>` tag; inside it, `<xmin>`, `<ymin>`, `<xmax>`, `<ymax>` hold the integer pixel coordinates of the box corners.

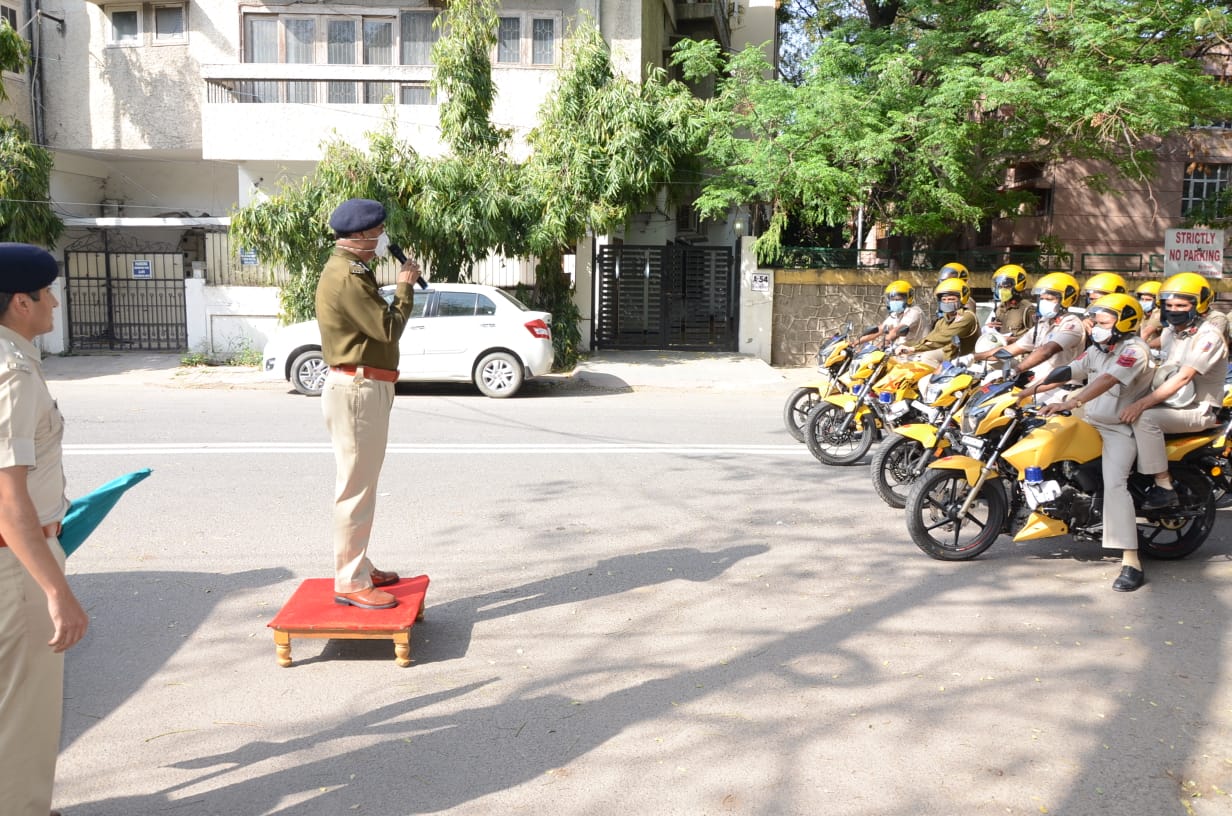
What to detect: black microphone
<box><xmin>389</xmin><ymin>244</ymin><xmax>429</xmax><ymax>289</ymax></box>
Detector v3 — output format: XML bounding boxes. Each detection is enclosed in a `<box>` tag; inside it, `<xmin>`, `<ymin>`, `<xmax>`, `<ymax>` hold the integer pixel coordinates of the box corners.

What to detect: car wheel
<box><xmin>474</xmin><ymin>351</ymin><xmax>523</xmax><ymax>398</ymax></box>
<box><xmin>290</xmin><ymin>349</ymin><xmax>328</xmax><ymax>396</ymax></box>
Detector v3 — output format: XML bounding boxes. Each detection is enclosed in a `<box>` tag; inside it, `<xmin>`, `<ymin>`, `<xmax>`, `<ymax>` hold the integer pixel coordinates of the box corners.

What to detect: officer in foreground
<box><xmin>1038</xmin><ymin>294</ymin><xmax>1154</xmax><ymax>591</ymax></box>
<box><xmin>0</xmin><ymin>243</ymin><xmax>88</xmax><ymax>816</ymax></box>
<box><xmin>317</xmin><ymin>199</ymin><xmax>421</xmax><ymax>610</ymax></box>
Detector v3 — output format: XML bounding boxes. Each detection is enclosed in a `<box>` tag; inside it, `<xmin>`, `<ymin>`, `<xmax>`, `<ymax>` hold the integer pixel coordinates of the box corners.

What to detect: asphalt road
<box><xmin>45</xmin><ymin>367</ymin><xmax>1232</xmax><ymax>816</ymax></box>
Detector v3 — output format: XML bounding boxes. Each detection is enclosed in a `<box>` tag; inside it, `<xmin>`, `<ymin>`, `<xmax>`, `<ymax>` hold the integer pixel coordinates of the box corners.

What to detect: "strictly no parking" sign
<box><xmin>1164</xmin><ymin>228</ymin><xmax>1225</xmax><ymax>278</ymax></box>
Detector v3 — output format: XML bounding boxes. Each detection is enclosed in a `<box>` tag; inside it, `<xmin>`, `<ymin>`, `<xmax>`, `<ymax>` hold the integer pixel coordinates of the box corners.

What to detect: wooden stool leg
<box><xmin>274</xmin><ymin>630</ymin><xmax>292</xmax><ymax>667</ymax></box>
<box><xmin>392</xmin><ymin>632</ymin><xmax>411</xmax><ymax>667</ymax></box>
<box><xmin>416</xmin><ymin>600</ymin><xmax>425</xmax><ymax>622</ymax></box>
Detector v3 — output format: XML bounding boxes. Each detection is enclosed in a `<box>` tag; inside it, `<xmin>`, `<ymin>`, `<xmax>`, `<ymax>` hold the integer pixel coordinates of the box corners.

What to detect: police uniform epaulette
<box><xmin>0</xmin><ymin>338</ymin><xmax>32</xmax><ymax>373</ymax></box>
<box><xmin>349</xmin><ymin>261</ymin><xmax>370</xmax><ymax>275</ymax></box>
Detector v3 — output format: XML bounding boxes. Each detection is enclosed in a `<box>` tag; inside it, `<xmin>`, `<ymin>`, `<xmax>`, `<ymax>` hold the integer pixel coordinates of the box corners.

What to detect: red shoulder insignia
<box><xmin>1115</xmin><ymin>350</ymin><xmax>1138</xmax><ymax>368</ymax></box>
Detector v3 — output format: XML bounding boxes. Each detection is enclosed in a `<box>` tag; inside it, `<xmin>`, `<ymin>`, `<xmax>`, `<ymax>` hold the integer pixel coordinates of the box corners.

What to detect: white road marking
<box><xmin>64</xmin><ymin>442</ymin><xmax>812</xmax><ymax>457</ymax></box>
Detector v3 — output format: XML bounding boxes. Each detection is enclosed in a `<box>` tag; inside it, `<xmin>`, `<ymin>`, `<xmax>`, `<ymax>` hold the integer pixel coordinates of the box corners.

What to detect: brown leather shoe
<box><xmin>334</xmin><ymin>586</ymin><xmax>398</xmax><ymax>610</ymax></box>
<box><xmin>370</xmin><ymin>568</ymin><xmax>400</xmax><ymax>587</ymax></box>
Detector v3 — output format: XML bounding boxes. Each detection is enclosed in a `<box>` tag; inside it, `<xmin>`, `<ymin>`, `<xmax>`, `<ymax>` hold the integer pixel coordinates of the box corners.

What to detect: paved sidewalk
<box><xmin>41</xmin><ymin>350</ymin><xmax>818</xmax><ymax>392</ymax></box>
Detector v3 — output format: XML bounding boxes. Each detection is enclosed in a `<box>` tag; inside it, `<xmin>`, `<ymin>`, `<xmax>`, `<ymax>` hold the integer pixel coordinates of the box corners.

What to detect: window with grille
<box><xmin>497</xmin><ymin>17</ymin><xmax>520</xmax><ymax>63</ymax></box>
<box><xmin>238</xmin><ymin>8</ymin><xmax>442</xmax><ymax>105</ymax></box>
<box><xmin>1181</xmin><ymin>163</ymin><xmax>1232</xmax><ymax>217</ymax></box>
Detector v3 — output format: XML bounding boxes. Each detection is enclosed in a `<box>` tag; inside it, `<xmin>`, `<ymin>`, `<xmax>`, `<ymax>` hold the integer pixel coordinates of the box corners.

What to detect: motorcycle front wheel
<box><xmin>871</xmin><ymin>433</ymin><xmax>929</xmax><ymax>509</ymax></box>
<box><xmin>805</xmin><ymin>403</ymin><xmax>877</xmax><ymax>465</ymax></box>
<box><xmin>905</xmin><ymin>469</ymin><xmax>1006</xmax><ymax>560</ymax></box>
<box><xmin>783</xmin><ymin>387</ymin><xmax>821</xmax><ymax>443</ymax></box>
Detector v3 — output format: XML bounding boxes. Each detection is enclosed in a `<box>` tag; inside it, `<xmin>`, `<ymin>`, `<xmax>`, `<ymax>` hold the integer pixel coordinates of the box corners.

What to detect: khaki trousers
<box><xmin>1091</xmin><ymin>422</ymin><xmax>1139</xmax><ymax>551</ymax></box>
<box><xmin>1133</xmin><ymin>404</ymin><xmax>1217</xmax><ymax>476</ymax></box>
<box><xmin>322</xmin><ymin>371</ymin><xmax>396</xmax><ymax>593</ymax></box>
<box><xmin>0</xmin><ymin>537</ymin><xmax>66</xmax><ymax>816</ymax></box>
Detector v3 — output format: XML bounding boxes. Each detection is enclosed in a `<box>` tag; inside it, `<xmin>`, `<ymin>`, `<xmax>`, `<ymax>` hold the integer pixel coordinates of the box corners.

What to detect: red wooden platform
<box><xmin>267</xmin><ymin>576</ymin><xmax>429</xmax><ymax>667</ymax></box>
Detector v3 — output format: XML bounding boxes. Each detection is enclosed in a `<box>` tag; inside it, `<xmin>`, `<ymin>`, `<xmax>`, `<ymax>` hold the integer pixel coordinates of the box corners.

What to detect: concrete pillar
<box><xmin>185</xmin><ymin>277</ymin><xmax>208</xmax><ymax>353</ymax></box>
<box><xmin>737</xmin><ymin>237</ymin><xmax>773</xmax><ymax>363</ymax></box>
<box><xmin>573</xmin><ymin>236</ymin><xmax>595</xmax><ymax>351</ymax></box>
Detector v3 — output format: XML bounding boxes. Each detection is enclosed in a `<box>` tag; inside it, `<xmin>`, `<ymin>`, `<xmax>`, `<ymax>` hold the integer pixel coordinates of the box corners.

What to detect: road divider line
<box><xmin>64</xmin><ymin>442</ymin><xmax>812</xmax><ymax>457</ymax></box>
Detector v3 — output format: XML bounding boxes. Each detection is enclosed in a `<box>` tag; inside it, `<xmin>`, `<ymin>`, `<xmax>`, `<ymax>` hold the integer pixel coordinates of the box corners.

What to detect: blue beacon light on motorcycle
<box><xmin>879</xmin><ymin>392</ymin><xmax>893</xmax><ymax>405</ymax></box>
<box><xmin>1025</xmin><ymin>466</ymin><xmax>1044</xmax><ymax>484</ymax></box>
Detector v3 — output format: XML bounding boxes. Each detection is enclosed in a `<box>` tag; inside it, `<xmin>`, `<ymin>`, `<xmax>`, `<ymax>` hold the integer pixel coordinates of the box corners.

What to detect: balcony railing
<box><xmin>202</xmin><ymin>64</ymin><xmax>436</xmax><ymax>106</ymax></box>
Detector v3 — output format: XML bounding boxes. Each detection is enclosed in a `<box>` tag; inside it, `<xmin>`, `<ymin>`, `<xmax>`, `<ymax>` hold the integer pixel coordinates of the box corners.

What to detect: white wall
<box><xmin>737</xmin><ymin>237</ymin><xmax>772</xmax><ymax>362</ymax></box>
<box><xmin>184</xmin><ymin>280</ymin><xmax>281</xmax><ymax>358</ymax></box>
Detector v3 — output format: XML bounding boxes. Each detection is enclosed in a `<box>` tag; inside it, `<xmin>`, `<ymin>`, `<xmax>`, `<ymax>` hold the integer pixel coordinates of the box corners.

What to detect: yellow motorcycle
<box><xmin>804</xmin><ymin>346</ymin><xmax>934</xmax><ymax>465</ymax></box>
<box><xmin>869</xmin><ymin>358</ymin><xmax>984</xmax><ymax>508</ymax></box>
<box><xmin>904</xmin><ymin>366</ymin><xmax>1221</xmax><ymax>561</ymax></box>
<box><xmin>783</xmin><ymin>322</ymin><xmax>858</xmax><ymax>443</ymax></box>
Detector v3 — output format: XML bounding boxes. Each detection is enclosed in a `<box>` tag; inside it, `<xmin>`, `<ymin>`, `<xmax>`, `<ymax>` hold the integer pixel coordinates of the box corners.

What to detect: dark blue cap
<box><xmin>0</xmin><ymin>243</ymin><xmax>59</xmax><ymax>293</ymax></box>
<box><xmin>329</xmin><ymin>198</ymin><xmax>386</xmax><ymax>235</ymax></box>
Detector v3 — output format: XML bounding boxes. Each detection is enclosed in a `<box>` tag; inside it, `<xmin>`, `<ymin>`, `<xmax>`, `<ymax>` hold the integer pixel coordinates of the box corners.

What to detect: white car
<box><xmin>262</xmin><ymin>283</ymin><xmax>554</xmax><ymax>398</ymax></box>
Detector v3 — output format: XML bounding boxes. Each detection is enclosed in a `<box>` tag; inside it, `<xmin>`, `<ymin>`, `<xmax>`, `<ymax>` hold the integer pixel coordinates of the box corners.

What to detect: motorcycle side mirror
<box><xmin>896</xmin><ymin>325</ymin><xmax>911</xmax><ymax>337</ymax></box>
<box><xmin>992</xmin><ymin>348</ymin><xmax>1015</xmax><ymax>361</ymax></box>
<box><xmin>864</xmin><ymin>326</ymin><xmax>880</xmax><ymax>337</ymax></box>
<box><xmin>1013</xmin><ymin>370</ymin><xmax>1035</xmax><ymax>389</ymax></box>
<box><xmin>1041</xmin><ymin>365</ymin><xmax>1072</xmax><ymax>386</ymax></box>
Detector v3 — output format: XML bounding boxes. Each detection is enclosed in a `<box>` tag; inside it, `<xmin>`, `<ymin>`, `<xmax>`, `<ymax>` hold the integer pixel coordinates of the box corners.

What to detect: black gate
<box><xmin>63</xmin><ymin>233</ymin><xmax>187</xmax><ymax>351</ymax></box>
<box><xmin>595</xmin><ymin>244</ymin><xmax>736</xmax><ymax>350</ymax></box>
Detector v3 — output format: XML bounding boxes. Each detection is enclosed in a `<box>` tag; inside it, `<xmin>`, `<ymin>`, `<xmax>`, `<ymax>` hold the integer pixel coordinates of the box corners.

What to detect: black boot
<box><xmin>1112</xmin><ymin>565</ymin><xmax>1145</xmax><ymax>592</ymax></box>
<box><xmin>1140</xmin><ymin>484</ymin><xmax>1178</xmax><ymax>512</ymax></box>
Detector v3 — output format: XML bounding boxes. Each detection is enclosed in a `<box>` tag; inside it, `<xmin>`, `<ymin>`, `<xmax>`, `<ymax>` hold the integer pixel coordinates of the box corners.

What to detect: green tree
<box><xmin>231</xmin><ymin>7</ymin><xmax>703</xmax><ymax>369</ymax></box>
<box><xmin>678</xmin><ymin>0</ymin><xmax>1232</xmax><ymax>263</ymax></box>
<box><xmin>0</xmin><ymin>20</ymin><xmax>62</xmax><ymax>245</ymax></box>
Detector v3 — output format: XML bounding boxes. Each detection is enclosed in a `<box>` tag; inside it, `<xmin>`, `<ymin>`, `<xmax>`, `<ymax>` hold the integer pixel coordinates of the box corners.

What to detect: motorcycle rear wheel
<box><xmin>871</xmin><ymin>433</ymin><xmax>928</xmax><ymax>509</ymax></box>
<box><xmin>1137</xmin><ymin>471</ymin><xmax>1217</xmax><ymax>559</ymax></box>
<box><xmin>783</xmin><ymin>387</ymin><xmax>821</xmax><ymax>443</ymax></box>
<box><xmin>805</xmin><ymin>403</ymin><xmax>877</xmax><ymax>465</ymax></box>
<box><xmin>906</xmin><ymin>469</ymin><xmax>1006</xmax><ymax>560</ymax></box>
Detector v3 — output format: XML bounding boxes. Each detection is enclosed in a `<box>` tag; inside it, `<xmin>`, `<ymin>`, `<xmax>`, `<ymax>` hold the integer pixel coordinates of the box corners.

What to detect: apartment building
<box><xmin>0</xmin><ymin>0</ymin><xmax>778</xmax><ymax>354</ymax></box>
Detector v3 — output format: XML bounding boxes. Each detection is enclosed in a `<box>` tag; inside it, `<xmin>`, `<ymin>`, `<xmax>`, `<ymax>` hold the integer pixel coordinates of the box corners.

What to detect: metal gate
<box><xmin>63</xmin><ymin>233</ymin><xmax>187</xmax><ymax>351</ymax></box>
<box><xmin>594</xmin><ymin>244</ymin><xmax>736</xmax><ymax>350</ymax></box>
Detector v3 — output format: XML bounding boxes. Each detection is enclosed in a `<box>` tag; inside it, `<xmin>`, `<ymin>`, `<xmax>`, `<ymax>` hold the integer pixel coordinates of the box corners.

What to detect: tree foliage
<box><xmin>231</xmin><ymin>5</ymin><xmax>702</xmax><ymax>369</ymax></box>
<box><xmin>680</xmin><ymin>0</ymin><xmax>1232</xmax><ymax>262</ymax></box>
<box><xmin>0</xmin><ymin>20</ymin><xmax>62</xmax><ymax>246</ymax></box>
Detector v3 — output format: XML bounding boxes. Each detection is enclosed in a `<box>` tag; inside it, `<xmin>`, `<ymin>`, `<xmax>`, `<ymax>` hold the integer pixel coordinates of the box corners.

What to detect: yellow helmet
<box><xmin>992</xmin><ymin>264</ymin><xmax>1029</xmax><ymax>302</ymax></box>
<box><xmin>938</xmin><ymin>262</ymin><xmax>969</xmax><ymax>282</ymax></box>
<box><xmin>884</xmin><ymin>280</ymin><xmax>914</xmax><ymax>306</ymax></box>
<box><xmin>934</xmin><ymin>277</ymin><xmax>971</xmax><ymax>306</ymax></box>
<box><xmin>1031</xmin><ymin>272</ymin><xmax>1080</xmax><ymax>308</ymax></box>
<box><xmin>1088</xmin><ymin>293</ymin><xmax>1143</xmax><ymax>336</ymax></box>
<box><xmin>1082</xmin><ymin>273</ymin><xmax>1128</xmax><ymax>302</ymax></box>
<box><xmin>1134</xmin><ymin>280</ymin><xmax>1161</xmax><ymax>298</ymax></box>
<box><xmin>1160</xmin><ymin>272</ymin><xmax>1214</xmax><ymax>314</ymax></box>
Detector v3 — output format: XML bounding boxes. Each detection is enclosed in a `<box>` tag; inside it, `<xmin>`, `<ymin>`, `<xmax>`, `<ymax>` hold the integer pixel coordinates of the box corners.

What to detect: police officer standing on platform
<box><xmin>0</xmin><ymin>244</ymin><xmax>89</xmax><ymax>816</ymax></box>
<box><xmin>318</xmin><ymin>199</ymin><xmax>421</xmax><ymax>610</ymax></box>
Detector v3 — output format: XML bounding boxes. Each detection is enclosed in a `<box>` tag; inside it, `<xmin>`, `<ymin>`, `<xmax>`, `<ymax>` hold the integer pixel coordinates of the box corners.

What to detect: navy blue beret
<box><xmin>0</xmin><ymin>243</ymin><xmax>59</xmax><ymax>293</ymax></box>
<box><xmin>329</xmin><ymin>198</ymin><xmax>386</xmax><ymax>235</ymax></box>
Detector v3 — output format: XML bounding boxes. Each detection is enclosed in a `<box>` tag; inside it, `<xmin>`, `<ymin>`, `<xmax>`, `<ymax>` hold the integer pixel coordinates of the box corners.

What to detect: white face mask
<box><xmin>938</xmin><ymin>300</ymin><xmax>958</xmax><ymax>314</ymax></box>
<box><xmin>374</xmin><ymin>232</ymin><xmax>391</xmax><ymax>258</ymax></box>
<box><xmin>1090</xmin><ymin>326</ymin><xmax>1114</xmax><ymax>344</ymax></box>
<box><xmin>888</xmin><ymin>300</ymin><xmax>905</xmax><ymax>313</ymax></box>
<box><xmin>1037</xmin><ymin>300</ymin><xmax>1059</xmax><ymax>318</ymax></box>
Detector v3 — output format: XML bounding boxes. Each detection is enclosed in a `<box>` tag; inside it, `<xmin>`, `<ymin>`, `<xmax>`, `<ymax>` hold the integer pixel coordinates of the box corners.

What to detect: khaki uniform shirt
<box><xmin>915</xmin><ymin>310</ymin><xmax>979</xmax><ymax>358</ymax></box>
<box><xmin>315</xmin><ymin>248</ymin><xmax>416</xmax><ymax>370</ymax></box>
<box><xmin>1068</xmin><ymin>335</ymin><xmax>1153</xmax><ymax>427</ymax></box>
<box><xmin>1139</xmin><ymin>309</ymin><xmax>1162</xmax><ymax>340</ymax></box>
<box><xmin>990</xmin><ymin>299</ymin><xmax>1036</xmax><ymax>341</ymax></box>
<box><xmin>0</xmin><ymin>326</ymin><xmax>68</xmax><ymax>525</ymax></box>
<box><xmin>1160</xmin><ymin>319</ymin><xmax>1227</xmax><ymax>409</ymax></box>
<box><xmin>1016</xmin><ymin>312</ymin><xmax>1086</xmax><ymax>383</ymax></box>
<box><xmin>880</xmin><ymin>305</ymin><xmax>926</xmax><ymax>345</ymax></box>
